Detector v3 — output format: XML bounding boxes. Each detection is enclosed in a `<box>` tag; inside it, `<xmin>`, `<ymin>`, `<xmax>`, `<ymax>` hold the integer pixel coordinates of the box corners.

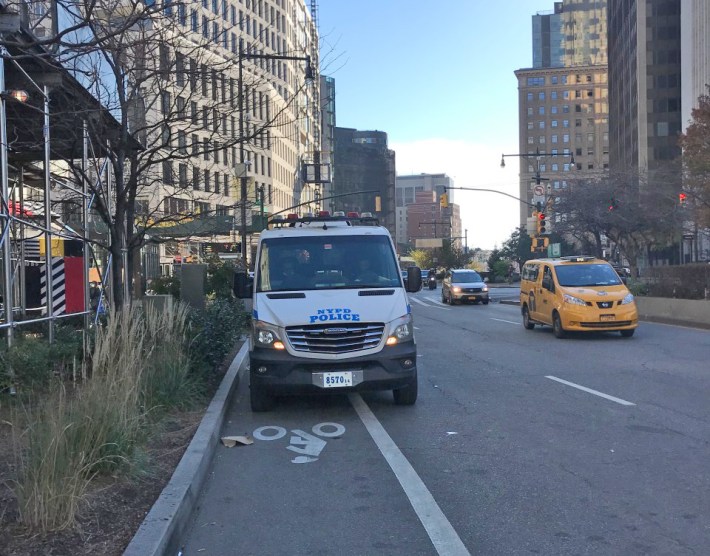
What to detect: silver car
<box><xmin>441</xmin><ymin>269</ymin><xmax>489</xmax><ymax>305</ymax></box>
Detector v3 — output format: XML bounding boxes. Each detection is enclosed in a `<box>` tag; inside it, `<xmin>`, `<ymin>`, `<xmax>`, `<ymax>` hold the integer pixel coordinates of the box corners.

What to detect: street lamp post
<box><xmin>237</xmin><ymin>40</ymin><xmax>314</xmax><ymax>267</ymax></box>
<box><xmin>500</xmin><ymin>146</ymin><xmax>575</xmax><ymax>187</ymax></box>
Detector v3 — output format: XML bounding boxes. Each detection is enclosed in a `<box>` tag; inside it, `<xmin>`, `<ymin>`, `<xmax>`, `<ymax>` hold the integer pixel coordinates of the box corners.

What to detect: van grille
<box><xmin>286</xmin><ymin>322</ymin><xmax>385</xmax><ymax>354</ymax></box>
<box><xmin>580</xmin><ymin>321</ymin><xmax>633</xmax><ymax>328</ymax></box>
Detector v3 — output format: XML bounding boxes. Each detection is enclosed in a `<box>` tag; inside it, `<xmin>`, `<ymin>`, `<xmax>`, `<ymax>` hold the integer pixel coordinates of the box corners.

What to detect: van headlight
<box><xmin>253</xmin><ymin>321</ymin><xmax>285</xmax><ymax>350</ymax></box>
<box><xmin>387</xmin><ymin>314</ymin><xmax>413</xmax><ymax>345</ymax></box>
<box><xmin>562</xmin><ymin>293</ymin><xmax>587</xmax><ymax>306</ymax></box>
<box><xmin>620</xmin><ymin>293</ymin><xmax>635</xmax><ymax>305</ymax></box>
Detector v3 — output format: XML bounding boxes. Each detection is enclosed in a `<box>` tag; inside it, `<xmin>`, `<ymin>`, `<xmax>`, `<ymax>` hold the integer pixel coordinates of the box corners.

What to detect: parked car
<box><xmin>441</xmin><ymin>269</ymin><xmax>489</xmax><ymax>305</ymax></box>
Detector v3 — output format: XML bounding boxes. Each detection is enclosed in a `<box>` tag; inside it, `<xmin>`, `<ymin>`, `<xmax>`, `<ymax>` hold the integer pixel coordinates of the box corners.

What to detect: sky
<box><xmin>317</xmin><ymin>0</ymin><xmax>543</xmax><ymax>250</ymax></box>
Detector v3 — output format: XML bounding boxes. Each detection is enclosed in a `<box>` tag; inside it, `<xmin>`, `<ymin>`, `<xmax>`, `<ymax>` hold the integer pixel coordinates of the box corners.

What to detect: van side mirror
<box><xmin>406</xmin><ymin>266</ymin><xmax>422</xmax><ymax>292</ymax></box>
<box><xmin>233</xmin><ymin>271</ymin><xmax>252</xmax><ymax>298</ymax></box>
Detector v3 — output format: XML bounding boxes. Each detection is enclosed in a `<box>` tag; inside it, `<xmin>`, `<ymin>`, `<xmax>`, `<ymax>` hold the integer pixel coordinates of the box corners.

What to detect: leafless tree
<box><xmin>4</xmin><ymin>0</ymin><xmax>317</xmax><ymax>306</ymax></box>
<box><xmin>552</xmin><ymin>167</ymin><xmax>682</xmax><ymax>274</ymax></box>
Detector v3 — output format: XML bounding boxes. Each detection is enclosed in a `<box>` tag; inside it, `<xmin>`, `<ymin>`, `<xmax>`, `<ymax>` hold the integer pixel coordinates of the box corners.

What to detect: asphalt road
<box><xmin>179</xmin><ymin>287</ymin><xmax>710</xmax><ymax>555</ymax></box>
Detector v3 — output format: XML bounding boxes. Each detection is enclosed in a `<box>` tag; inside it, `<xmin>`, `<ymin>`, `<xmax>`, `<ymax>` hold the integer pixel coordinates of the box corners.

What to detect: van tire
<box><xmin>393</xmin><ymin>377</ymin><xmax>418</xmax><ymax>405</ymax></box>
<box><xmin>552</xmin><ymin>312</ymin><xmax>566</xmax><ymax>339</ymax></box>
<box><xmin>250</xmin><ymin>381</ymin><xmax>275</xmax><ymax>412</ymax></box>
<box><xmin>522</xmin><ymin>306</ymin><xmax>535</xmax><ymax>329</ymax></box>
<box><xmin>620</xmin><ymin>329</ymin><xmax>635</xmax><ymax>338</ymax></box>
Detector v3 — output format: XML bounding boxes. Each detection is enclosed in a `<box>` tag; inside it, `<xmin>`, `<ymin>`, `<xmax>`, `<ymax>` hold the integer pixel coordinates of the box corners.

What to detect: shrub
<box><xmin>188</xmin><ymin>297</ymin><xmax>249</xmax><ymax>374</ymax></box>
<box><xmin>642</xmin><ymin>263</ymin><xmax>710</xmax><ymax>299</ymax></box>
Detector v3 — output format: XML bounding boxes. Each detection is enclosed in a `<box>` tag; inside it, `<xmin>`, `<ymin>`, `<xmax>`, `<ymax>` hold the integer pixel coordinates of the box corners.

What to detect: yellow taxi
<box><xmin>520</xmin><ymin>256</ymin><xmax>638</xmax><ymax>338</ymax></box>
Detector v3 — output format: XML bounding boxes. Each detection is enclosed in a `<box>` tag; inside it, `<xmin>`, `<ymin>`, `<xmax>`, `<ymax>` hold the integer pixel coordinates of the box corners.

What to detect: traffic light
<box><xmin>679</xmin><ymin>192</ymin><xmax>687</xmax><ymax>206</ymax></box>
<box><xmin>439</xmin><ymin>193</ymin><xmax>448</xmax><ymax>209</ymax></box>
<box><xmin>537</xmin><ymin>212</ymin><xmax>547</xmax><ymax>235</ymax></box>
<box><xmin>527</xmin><ymin>212</ymin><xmax>539</xmax><ymax>236</ymax></box>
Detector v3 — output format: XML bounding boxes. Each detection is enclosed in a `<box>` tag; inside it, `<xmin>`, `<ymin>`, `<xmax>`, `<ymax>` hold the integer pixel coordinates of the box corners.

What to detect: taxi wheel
<box><xmin>620</xmin><ymin>329</ymin><xmax>635</xmax><ymax>338</ymax></box>
<box><xmin>522</xmin><ymin>306</ymin><xmax>535</xmax><ymax>329</ymax></box>
<box><xmin>250</xmin><ymin>382</ymin><xmax>275</xmax><ymax>412</ymax></box>
<box><xmin>552</xmin><ymin>312</ymin><xmax>566</xmax><ymax>339</ymax></box>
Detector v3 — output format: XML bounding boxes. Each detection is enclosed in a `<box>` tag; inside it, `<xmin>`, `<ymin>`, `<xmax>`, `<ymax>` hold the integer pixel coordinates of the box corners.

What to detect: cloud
<box><xmin>391</xmin><ymin>138</ymin><xmax>522</xmax><ymax>250</ymax></box>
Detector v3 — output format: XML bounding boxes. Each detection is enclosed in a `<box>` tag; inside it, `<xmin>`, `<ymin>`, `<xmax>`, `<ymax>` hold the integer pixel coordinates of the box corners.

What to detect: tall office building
<box><xmin>533</xmin><ymin>2</ymin><xmax>565</xmax><ymax>68</ymax></box>
<box><xmin>608</xmin><ymin>0</ymin><xmax>682</xmax><ymax>173</ymax></box>
<box><xmin>394</xmin><ymin>173</ymin><xmax>457</xmax><ymax>246</ymax></box>
<box><xmin>332</xmin><ymin>128</ymin><xmax>396</xmax><ymax>236</ymax></box>
<box><xmin>515</xmin><ymin>0</ymin><xmax>609</xmax><ymax>227</ymax></box>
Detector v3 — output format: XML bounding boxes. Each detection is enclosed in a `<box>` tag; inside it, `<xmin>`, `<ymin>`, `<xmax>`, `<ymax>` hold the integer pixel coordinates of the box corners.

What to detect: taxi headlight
<box><xmin>620</xmin><ymin>293</ymin><xmax>635</xmax><ymax>305</ymax></box>
<box><xmin>562</xmin><ymin>293</ymin><xmax>587</xmax><ymax>306</ymax></box>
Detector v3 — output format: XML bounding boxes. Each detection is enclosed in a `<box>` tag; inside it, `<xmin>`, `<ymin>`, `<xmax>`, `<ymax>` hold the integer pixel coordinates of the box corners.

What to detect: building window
<box><xmin>192</xmin><ymin>167</ymin><xmax>200</xmax><ymax>190</ymax></box>
<box><xmin>551</xmin><ymin>120</ymin><xmax>558</xmax><ymax>128</ymax></box>
<box><xmin>538</xmin><ymin>92</ymin><xmax>545</xmax><ymax>101</ymax></box>
<box><xmin>551</xmin><ymin>135</ymin><xmax>558</xmax><ymax>143</ymax></box>
<box><xmin>539</xmin><ymin>106</ymin><xmax>545</xmax><ymax>115</ymax></box>
<box><xmin>163</xmin><ymin>161</ymin><xmax>173</xmax><ymax>184</ymax></box>
<box><xmin>527</xmin><ymin>92</ymin><xmax>533</xmax><ymax>101</ymax></box>
<box><xmin>178</xmin><ymin>164</ymin><xmax>188</xmax><ymax>188</ymax></box>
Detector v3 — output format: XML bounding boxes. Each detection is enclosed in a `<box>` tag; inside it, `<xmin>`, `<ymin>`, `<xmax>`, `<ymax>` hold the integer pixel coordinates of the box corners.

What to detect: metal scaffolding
<box><xmin>0</xmin><ymin>20</ymin><xmax>134</xmax><ymax>349</ymax></box>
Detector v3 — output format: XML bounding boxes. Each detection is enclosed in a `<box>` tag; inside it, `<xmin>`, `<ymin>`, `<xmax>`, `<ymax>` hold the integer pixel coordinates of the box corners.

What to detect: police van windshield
<box><xmin>554</xmin><ymin>263</ymin><xmax>623</xmax><ymax>287</ymax></box>
<box><xmin>256</xmin><ymin>235</ymin><xmax>402</xmax><ymax>292</ymax></box>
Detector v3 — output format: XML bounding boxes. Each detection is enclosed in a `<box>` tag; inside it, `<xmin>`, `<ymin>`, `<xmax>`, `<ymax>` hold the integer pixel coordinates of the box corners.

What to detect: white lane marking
<box><xmin>545</xmin><ymin>376</ymin><xmax>636</xmax><ymax>406</ymax></box>
<box><xmin>490</xmin><ymin>318</ymin><xmax>519</xmax><ymax>325</ymax></box>
<box><xmin>348</xmin><ymin>394</ymin><xmax>471</xmax><ymax>556</ymax></box>
<box><xmin>409</xmin><ymin>297</ymin><xmax>450</xmax><ymax>310</ymax></box>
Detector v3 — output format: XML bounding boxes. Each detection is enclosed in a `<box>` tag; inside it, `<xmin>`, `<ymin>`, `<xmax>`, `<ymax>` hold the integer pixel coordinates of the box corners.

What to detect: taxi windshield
<box><xmin>554</xmin><ymin>264</ymin><xmax>623</xmax><ymax>287</ymax></box>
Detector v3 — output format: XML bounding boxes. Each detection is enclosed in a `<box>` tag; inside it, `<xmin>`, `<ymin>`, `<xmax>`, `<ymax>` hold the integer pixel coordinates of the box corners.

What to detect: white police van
<box><xmin>234</xmin><ymin>211</ymin><xmax>422</xmax><ymax>411</ymax></box>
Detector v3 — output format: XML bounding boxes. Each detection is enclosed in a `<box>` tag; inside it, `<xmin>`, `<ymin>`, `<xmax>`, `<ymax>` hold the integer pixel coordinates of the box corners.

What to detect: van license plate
<box><xmin>600</xmin><ymin>314</ymin><xmax>615</xmax><ymax>321</ymax></box>
<box><xmin>323</xmin><ymin>371</ymin><xmax>353</xmax><ymax>388</ymax></box>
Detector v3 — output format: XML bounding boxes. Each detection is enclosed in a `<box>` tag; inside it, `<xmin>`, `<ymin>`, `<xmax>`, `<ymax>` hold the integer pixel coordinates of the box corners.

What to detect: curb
<box><xmin>123</xmin><ymin>341</ymin><xmax>249</xmax><ymax>556</ymax></box>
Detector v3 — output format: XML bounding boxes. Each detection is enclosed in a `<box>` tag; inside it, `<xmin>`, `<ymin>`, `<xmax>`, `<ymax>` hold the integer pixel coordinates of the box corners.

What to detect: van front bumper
<box><xmin>559</xmin><ymin>304</ymin><xmax>639</xmax><ymax>331</ymax></box>
<box><xmin>249</xmin><ymin>342</ymin><xmax>417</xmax><ymax>395</ymax></box>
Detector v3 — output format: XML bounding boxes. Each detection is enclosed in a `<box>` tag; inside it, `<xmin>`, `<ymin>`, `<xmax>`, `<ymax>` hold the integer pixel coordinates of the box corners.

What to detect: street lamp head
<box><xmin>304</xmin><ymin>56</ymin><xmax>315</xmax><ymax>85</ymax></box>
<box><xmin>500</xmin><ymin>155</ymin><xmax>505</xmax><ymax>168</ymax></box>
<box><xmin>570</xmin><ymin>153</ymin><xmax>575</xmax><ymax>166</ymax></box>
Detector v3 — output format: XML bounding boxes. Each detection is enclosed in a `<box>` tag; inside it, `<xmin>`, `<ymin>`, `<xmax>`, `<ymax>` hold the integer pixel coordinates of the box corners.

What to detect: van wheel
<box><xmin>552</xmin><ymin>312</ymin><xmax>566</xmax><ymax>339</ymax></box>
<box><xmin>393</xmin><ymin>377</ymin><xmax>417</xmax><ymax>405</ymax></box>
<box><xmin>522</xmin><ymin>306</ymin><xmax>535</xmax><ymax>329</ymax></box>
<box><xmin>620</xmin><ymin>329</ymin><xmax>635</xmax><ymax>338</ymax></box>
<box><xmin>250</xmin><ymin>381</ymin><xmax>275</xmax><ymax>412</ymax></box>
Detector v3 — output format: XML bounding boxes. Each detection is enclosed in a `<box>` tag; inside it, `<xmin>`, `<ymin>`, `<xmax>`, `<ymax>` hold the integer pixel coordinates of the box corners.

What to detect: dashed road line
<box><xmin>546</xmin><ymin>375</ymin><xmax>636</xmax><ymax>406</ymax></box>
<box><xmin>490</xmin><ymin>318</ymin><xmax>519</xmax><ymax>325</ymax></box>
